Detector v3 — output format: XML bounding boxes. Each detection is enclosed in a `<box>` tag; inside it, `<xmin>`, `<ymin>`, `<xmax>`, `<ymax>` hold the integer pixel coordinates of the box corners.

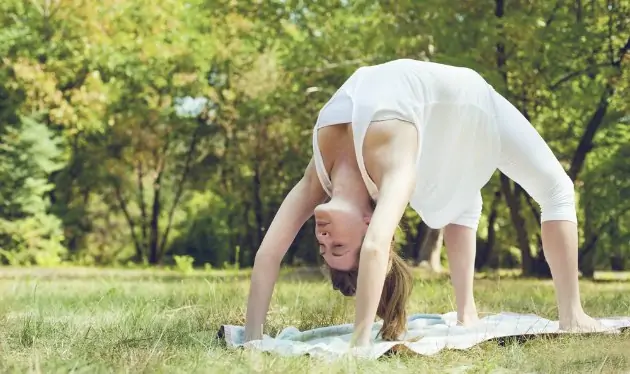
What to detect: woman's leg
<box><xmin>492</xmin><ymin>91</ymin><xmax>603</xmax><ymax>331</ymax></box>
<box><xmin>446</xmin><ymin>192</ymin><xmax>483</xmax><ymax>325</ymax></box>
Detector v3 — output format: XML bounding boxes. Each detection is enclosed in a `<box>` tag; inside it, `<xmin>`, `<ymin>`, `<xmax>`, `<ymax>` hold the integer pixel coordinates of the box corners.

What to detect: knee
<box><xmin>543</xmin><ymin>171</ymin><xmax>575</xmax><ymax>205</ymax></box>
<box><xmin>538</xmin><ymin>171</ymin><xmax>577</xmax><ymax>223</ymax></box>
<box><xmin>556</xmin><ymin>173</ymin><xmax>575</xmax><ymax>202</ymax></box>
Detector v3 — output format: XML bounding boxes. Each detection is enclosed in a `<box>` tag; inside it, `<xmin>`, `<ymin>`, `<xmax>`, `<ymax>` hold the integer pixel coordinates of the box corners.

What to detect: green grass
<box><xmin>0</xmin><ymin>267</ymin><xmax>629</xmax><ymax>373</ymax></box>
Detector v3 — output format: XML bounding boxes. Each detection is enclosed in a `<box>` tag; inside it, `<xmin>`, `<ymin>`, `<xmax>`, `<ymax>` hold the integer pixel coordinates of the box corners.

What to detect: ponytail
<box><xmin>328</xmin><ymin>243</ymin><xmax>413</xmax><ymax>341</ymax></box>
<box><xmin>376</xmin><ymin>250</ymin><xmax>413</xmax><ymax>340</ymax></box>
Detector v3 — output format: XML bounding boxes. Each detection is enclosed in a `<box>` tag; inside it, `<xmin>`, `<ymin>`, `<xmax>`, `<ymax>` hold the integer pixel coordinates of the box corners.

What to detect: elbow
<box><xmin>361</xmin><ymin>234</ymin><xmax>393</xmax><ymax>254</ymax></box>
<box><xmin>359</xmin><ymin>238</ymin><xmax>393</xmax><ymax>269</ymax></box>
<box><xmin>360</xmin><ymin>241</ymin><xmax>391</xmax><ymax>260</ymax></box>
<box><xmin>358</xmin><ymin>244</ymin><xmax>391</xmax><ymax>274</ymax></box>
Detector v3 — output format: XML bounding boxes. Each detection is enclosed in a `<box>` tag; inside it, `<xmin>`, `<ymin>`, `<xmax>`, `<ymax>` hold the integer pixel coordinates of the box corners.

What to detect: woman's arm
<box><xmin>352</xmin><ymin>120</ymin><xmax>419</xmax><ymax>346</ymax></box>
<box><xmin>244</xmin><ymin>158</ymin><xmax>326</xmax><ymax>341</ymax></box>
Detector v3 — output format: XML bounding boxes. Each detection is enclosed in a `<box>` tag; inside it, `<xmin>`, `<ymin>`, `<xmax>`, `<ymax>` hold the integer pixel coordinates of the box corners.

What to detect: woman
<box><xmin>244</xmin><ymin>59</ymin><xmax>604</xmax><ymax>346</ymax></box>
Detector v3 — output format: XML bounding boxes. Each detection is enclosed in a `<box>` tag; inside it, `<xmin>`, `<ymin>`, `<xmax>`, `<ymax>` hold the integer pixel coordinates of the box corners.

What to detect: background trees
<box><xmin>1</xmin><ymin>0</ymin><xmax>628</xmax><ymax>276</ymax></box>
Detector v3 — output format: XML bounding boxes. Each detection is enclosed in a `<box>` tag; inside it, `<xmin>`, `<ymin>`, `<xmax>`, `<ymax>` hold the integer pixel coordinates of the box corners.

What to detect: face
<box><xmin>313</xmin><ymin>198</ymin><xmax>370</xmax><ymax>271</ymax></box>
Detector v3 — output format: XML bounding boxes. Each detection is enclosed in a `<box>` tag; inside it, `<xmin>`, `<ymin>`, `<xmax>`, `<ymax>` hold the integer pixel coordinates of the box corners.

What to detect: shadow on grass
<box><xmin>381</xmin><ymin>327</ymin><xmax>630</xmax><ymax>360</ymax></box>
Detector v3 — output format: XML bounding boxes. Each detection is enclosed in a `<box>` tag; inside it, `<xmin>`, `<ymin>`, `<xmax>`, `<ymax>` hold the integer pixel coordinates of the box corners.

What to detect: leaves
<box><xmin>0</xmin><ymin>116</ymin><xmax>66</xmax><ymax>265</ymax></box>
<box><xmin>0</xmin><ymin>0</ymin><xmax>627</xmax><ymax>271</ymax></box>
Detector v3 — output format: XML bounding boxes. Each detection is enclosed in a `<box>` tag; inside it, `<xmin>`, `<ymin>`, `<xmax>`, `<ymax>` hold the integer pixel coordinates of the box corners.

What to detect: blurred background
<box><xmin>0</xmin><ymin>0</ymin><xmax>627</xmax><ymax>278</ymax></box>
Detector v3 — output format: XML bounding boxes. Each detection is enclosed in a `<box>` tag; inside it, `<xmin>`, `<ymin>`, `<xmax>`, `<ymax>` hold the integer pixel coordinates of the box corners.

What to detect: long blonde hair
<box><xmin>327</xmin><ymin>241</ymin><xmax>413</xmax><ymax>341</ymax></box>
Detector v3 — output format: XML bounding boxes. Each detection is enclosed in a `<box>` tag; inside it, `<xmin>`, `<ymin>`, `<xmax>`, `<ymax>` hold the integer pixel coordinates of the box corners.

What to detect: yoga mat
<box><xmin>218</xmin><ymin>312</ymin><xmax>630</xmax><ymax>360</ymax></box>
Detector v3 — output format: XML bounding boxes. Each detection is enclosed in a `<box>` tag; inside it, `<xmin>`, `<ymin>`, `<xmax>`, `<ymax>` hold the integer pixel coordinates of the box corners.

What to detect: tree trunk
<box><xmin>113</xmin><ymin>181</ymin><xmax>143</xmax><ymax>262</ymax></box>
<box><xmin>136</xmin><ymin>161</ymin><xmax>149</xmax><ymax>259</ymax></box>
<box><xmin>251</xmin><ymin>164</ymin><xmax>264</xmax><ymax>265</ymax></box>
<box><xmin>610</xmin><ymin>256</ymin><xmax>625</xmax><ymax>272</ymax></box>
<box><xmin>158</xmin><ymin>122</ymin><xmax>202</xmax><ymax>261</ymax></box>
<box><xmin>530</xmin><ymin>237</ymin><xmax>552</xmax><ymax>278</ymax></box>
<box><xmin>567</xmin><ymin>84</ymin><xmax>614</xmax><ymax>182</ymax></box>
<box><xmin>476</xmin><ymin>190</ymin><xmax>501</xmax><ymax>270</ymax></box>
<box><xmin>241</xmin><ymin>201</ymin><xmax>253</xmax><ymax>268</ymax></box>
<box><xmin>407</xmin><ymin>220</ymin><xmax>425</xmax><ymax>263</ymax></box>
<box><xmin>417</xmin><ymin>225</ymin><xmax>444</xmax><ymax>272</ymax></box>
<box><xmin>579</xmin><ymin>198</ymin><xmax>596</xmax><ymax>278</ymax></box>
<box><xmin>399</xmin><ymin>215</ymin><xmax>418</xmax><ymax>260</ymax></box>
<box><xmin>148</xmin><ymin>170</ymin><xmax>162</xmax><ymax>265</ymax></box>
<box><xmin>499</xmin><ymin>174</ymin><xmax>535</xmax><ymax>274</ymax></box>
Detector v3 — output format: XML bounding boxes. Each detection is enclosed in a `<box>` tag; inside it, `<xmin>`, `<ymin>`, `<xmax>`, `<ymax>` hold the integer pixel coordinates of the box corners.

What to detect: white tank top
<box><xmin>312</xmin><ymin>59</ymin><xmax>501</xmax><ymax>229</ymax></box>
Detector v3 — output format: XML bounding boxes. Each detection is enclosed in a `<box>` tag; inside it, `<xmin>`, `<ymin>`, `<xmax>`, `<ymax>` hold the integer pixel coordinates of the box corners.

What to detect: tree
<box><xmin>0</xmin><ymin>117</ymin><xmax>66</xmax><ymax>265</ymax></box>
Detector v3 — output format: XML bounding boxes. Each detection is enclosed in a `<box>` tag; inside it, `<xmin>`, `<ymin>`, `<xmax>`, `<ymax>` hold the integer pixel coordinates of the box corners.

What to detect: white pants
<box><xmin>450</xmin><ymin>90</ymin><xmax>576</xmax><ymax>231</ymax></box>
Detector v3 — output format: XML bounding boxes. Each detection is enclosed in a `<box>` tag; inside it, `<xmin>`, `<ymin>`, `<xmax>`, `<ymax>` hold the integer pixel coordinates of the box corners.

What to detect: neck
<box><xmin>329</xmin><ymin>152</ymin><xmax>373</xmax><ymax>215</ymax></box>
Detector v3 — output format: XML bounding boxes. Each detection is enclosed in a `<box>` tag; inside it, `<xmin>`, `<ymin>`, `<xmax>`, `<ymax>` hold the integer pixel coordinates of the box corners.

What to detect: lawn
<box><xmin>0</xmin><ymin>267</ymin><xmax>629</xmax><ymax>373</ymax></box>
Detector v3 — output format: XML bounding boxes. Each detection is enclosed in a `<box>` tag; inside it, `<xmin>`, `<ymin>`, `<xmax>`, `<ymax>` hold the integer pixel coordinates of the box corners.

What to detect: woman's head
<box><xmin>313</xmin><ymin>197</ymin><xmax>372</xmax><ymax>271</ymax></box>
<box><xmin>326</xmin><ymin>243</ymin><xmax>413</xmax><ymax>341</ymax></box>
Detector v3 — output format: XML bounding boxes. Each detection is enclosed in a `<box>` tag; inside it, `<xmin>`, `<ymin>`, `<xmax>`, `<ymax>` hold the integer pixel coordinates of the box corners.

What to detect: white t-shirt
<box><xmin>312</xmin><ymin>59</ymin><xmax>501</xmax><ymax>229</ymax></box>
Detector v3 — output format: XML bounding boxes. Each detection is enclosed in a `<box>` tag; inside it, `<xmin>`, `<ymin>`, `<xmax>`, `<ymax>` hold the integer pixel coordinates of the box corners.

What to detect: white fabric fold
<box><xmin>218</xmin><ymin>312</ymin><xmax>630</xmax><ymax>361</ymax></box>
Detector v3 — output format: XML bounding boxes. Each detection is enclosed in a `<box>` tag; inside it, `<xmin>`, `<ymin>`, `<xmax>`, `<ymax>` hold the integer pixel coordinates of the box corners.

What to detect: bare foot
<box><xmin>559</xmin><ymin>313</ymin><xmax>616</xmax><ymax>333</ymax></box>
<box><xmin>457</xmin><ymin>313</ymin><xmax>480</xmax><ymax>327</ymax></box>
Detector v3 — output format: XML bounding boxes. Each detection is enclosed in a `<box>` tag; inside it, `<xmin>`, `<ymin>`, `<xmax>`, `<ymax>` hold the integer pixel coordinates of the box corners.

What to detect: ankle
<box><xmin>457</xmin><ymin>307</ymin><xmax>479</xmax><ymax>324</ymax></box>
<box><xmin>457</xmin><ymin>313</ymin><xmax>479</xmax><ymax>326</ymax></box>
<box><xmin>558</xmin><ymin>304</ymin><xmax>586</xmax><ymax>321</ymax></box>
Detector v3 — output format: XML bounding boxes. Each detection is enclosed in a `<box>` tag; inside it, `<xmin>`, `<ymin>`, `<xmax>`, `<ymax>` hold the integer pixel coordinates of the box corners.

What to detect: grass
<box><xmin>0</xmin><ymin>267</ymin><xmax>629</xmax><ymax>373</ymax></box>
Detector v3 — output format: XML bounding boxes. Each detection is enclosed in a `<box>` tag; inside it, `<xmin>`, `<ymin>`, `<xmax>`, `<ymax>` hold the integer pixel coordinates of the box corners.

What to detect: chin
<box><xmin>317</xmin><ymin>207</ymin><xmax>357</xmax><ymax>223</ymax></box>
<box><xmin>330</xmin><ymin>263</ymin><xmax>356</xmax><ymax>272</ymax></box>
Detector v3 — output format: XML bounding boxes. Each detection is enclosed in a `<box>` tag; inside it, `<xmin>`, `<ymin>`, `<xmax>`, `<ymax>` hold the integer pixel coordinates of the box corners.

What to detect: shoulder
<box><xmin>362</xmin><ymin>119</ymin><xmax>419</xmax><ymax>187</ymax></box>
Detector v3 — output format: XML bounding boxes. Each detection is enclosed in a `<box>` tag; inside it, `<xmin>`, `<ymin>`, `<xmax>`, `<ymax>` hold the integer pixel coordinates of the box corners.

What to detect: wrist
<box><xmin>351</xmin><ymin>325</ymin><xmax>373</xmax><ymax>346</ymax></box>
<box><xmin>244</xmin><ymin>331</ymin><xmax>262</xmax><ymax>342</ymax></box>
<box><xmin>351</xmin><ymin>335</ymin><xmax>371</xmax><ymax>347</ymax></box>
<box><xmin>244</xmin><ymin>322</ymin><xmax>264</xmax><ymax>341</ymax></box>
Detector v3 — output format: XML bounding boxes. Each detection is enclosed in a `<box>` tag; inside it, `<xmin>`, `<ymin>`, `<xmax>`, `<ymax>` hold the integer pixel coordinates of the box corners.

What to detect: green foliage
<box><xmin>0</xmin><ymin>117</ymin><xmax>66</xmax><ymax>265</ymax></box>
<box><xmin>0</xmin><ymin>0</ymin><xmax>627</xmax><ymax>273</ymax></box>
<box><xmin>172</xmin><ymin>255</ymin><xmax>194</xmax><ymax>274</ymax></box>
<box><xmin>166</xmin><ymin>190</ymin><xmax>233</xmax><ymax>268</ymax></box>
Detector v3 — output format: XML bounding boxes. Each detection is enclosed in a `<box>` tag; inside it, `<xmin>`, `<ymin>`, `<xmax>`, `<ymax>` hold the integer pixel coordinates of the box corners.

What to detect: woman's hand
<box><xmin>350</xmin><ymin>329</ymin><xmax>373</xmax><ymax>347</ymax></box>
<box><xmin>244</xmin><ymin>158</ymin><xmax>326</xmax><ymax>342</ymax></box>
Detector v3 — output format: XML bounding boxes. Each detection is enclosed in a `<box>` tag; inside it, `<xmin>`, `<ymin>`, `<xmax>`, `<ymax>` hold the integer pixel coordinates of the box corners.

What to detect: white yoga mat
<box><xmin>218</xmin><ymin>312</ymin><xmax>630</xmax><ymax>360</ymax></box>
